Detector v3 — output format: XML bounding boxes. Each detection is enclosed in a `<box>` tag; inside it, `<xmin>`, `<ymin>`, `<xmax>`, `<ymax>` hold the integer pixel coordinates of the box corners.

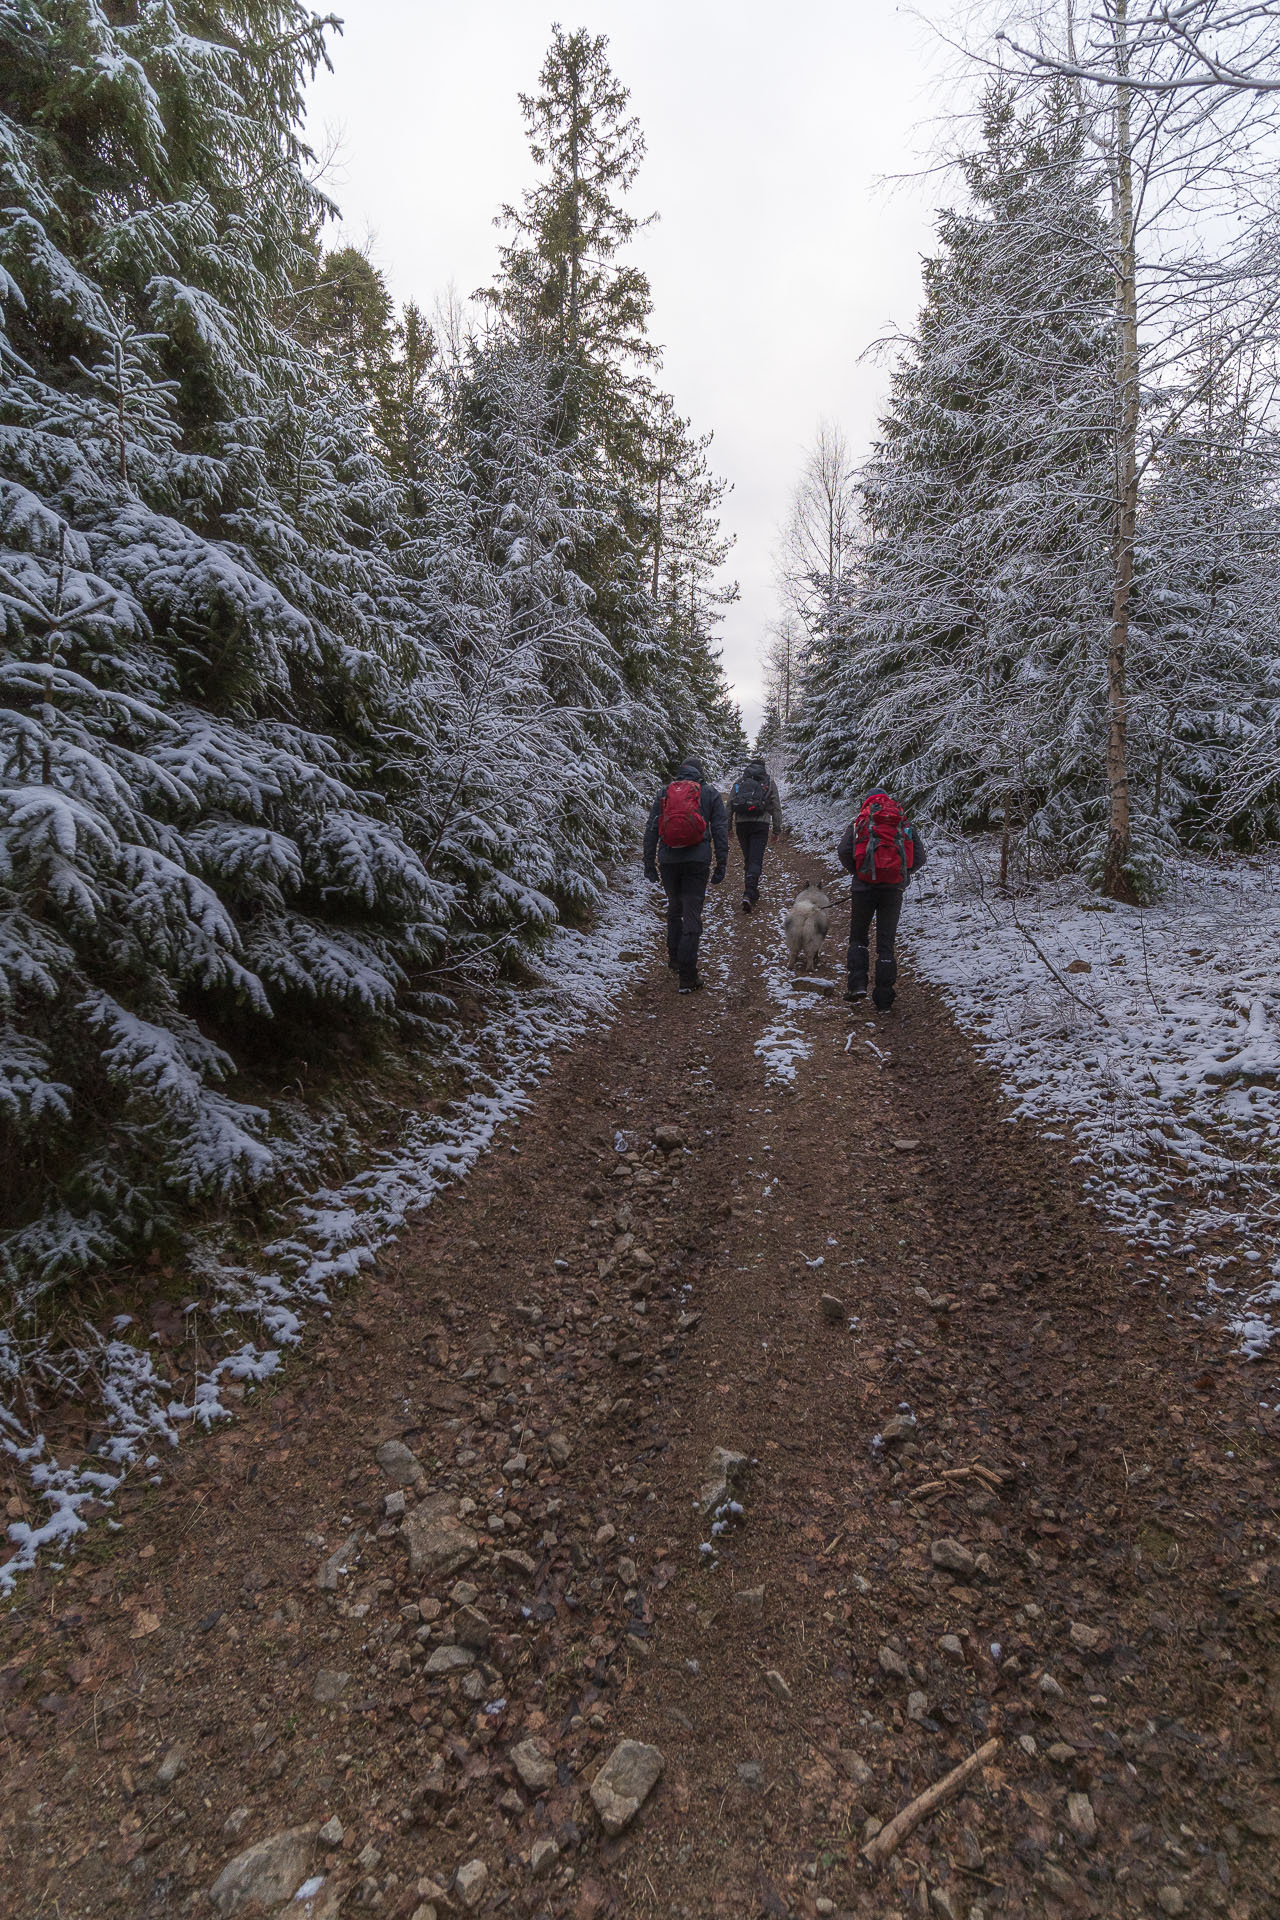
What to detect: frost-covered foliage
<box><xmin>791</xmin><ymin>78</ymin><xmax>1280</xmax><ymax>880</ymax></box>
<box><xmin>792</xmin><ymin>85</ymin><xmax>1115</xmax><ymax>858</ymax></box>
<box><xmin>1133</xmin><ymin>380</ymin><xmax>1280</xmax><ymax>848</ymax></box>
<box><xmin>0</xmin><ymin>5</ymin><xmax>742</xmax><ymax>1299</ymax></box>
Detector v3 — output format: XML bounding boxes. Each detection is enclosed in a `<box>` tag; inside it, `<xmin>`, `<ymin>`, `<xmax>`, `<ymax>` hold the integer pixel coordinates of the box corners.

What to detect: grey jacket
<box><xmin>727</xmin><ymin>760</ymin><xmax>783</xmax><ymax>834</ymax></box>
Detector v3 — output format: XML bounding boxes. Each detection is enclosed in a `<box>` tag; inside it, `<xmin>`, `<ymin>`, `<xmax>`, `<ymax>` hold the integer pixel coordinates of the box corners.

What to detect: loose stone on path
<box><xmin>401</xmin><ymin>1493</ymin><xmax>478</xmax><ymax>1578</ymax></box>
<box><xmin>590</xmin><ymin>1740</ymin><xmax>665</xmax><ymax>1835</ymax></box>
<box><xmin>209</xmin><ymin>1826</ymin><xmax>318</xmax><ymax>1915</ymax></box>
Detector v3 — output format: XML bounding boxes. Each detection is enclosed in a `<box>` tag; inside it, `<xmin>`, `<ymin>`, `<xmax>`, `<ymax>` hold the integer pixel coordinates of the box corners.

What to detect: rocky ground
<box><xmin>2</xmin><ymin>838</ymin><xmax>1279</xmax><ymax>1920</ymax></box>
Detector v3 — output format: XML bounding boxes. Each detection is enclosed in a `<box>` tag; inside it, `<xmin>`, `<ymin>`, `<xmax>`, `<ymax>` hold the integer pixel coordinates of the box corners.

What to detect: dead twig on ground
<box><xmin>862</xmin><ymin>1737</ymin><xmax>1001</xmax><ymax>1871</ymax></box>
<box><xmin>908</xmin><ymin>1462</ymin><xmax>1006</xmax><ymax>1501</ymax></box>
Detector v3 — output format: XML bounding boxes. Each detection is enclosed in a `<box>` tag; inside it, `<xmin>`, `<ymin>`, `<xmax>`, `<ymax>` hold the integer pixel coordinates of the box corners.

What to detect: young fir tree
<box><xmin>792</xmin><ymin>82</ymin><xmax>1114</xmax><ymax>878</ymax></box>
<box><xmin>488</xmin><ymin>24</ymin><xmax>744</xmax><ymax>777</ymax></box>
<box><xmin>491</xmin><ymin>24</ymin><xmax>656</xmax><ymax>452</ymax></box>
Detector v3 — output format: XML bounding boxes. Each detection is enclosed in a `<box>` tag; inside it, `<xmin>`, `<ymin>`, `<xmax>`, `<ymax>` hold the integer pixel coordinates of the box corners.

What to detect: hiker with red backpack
<box><xmin>643</xmin><ymin>760</ymin><xmax>729</xmax><ymax>993</ymax></box>
<box><xmin>837</xmin><ymin>788</ymin><xmax>927</xmax><ymax>1009</ymax></box>
<box><xmin>727</xmin><ymin>756</ymin><xmax>783</xmax><ymax>911</ymax></box>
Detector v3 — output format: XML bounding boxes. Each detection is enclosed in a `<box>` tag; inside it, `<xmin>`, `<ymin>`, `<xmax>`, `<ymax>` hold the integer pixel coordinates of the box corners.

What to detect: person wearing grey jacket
<box><xmin>727</xmin><ymin>758</ymin><xmax>783</xmax><ymax>910</ymax></box>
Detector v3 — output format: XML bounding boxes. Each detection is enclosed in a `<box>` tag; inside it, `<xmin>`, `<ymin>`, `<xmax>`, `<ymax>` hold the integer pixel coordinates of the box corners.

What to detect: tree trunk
<box><xmin>567</xmin><ymin>65</ymin><xmax>581</xmax><ymax>358</ymax></box>
<box><xmin>652</xmin><ymin>465</ymin><xmax>662</xmax><ymax>598</ymax></box>
<box><xmin>1104</xmin><ymin>0</ymin><xmax>1140</xmax><ymax>903</ymax></box>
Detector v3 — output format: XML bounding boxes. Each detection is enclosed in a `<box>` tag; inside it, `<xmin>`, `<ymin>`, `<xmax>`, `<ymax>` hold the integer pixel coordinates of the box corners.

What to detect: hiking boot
<box><xmin>678</xmin><ymin>974</ymin><xmax>703</xmax><ymax>994</ymax></box>
<box><xmin>741</xmin><ymin>894</ymin><xmax>753</xmax><ymax>913</ymax></box>
<box><xmin>843</xmin><ymin>985</ymin><xmax>868</xmax><ymax>1004</ymax></box>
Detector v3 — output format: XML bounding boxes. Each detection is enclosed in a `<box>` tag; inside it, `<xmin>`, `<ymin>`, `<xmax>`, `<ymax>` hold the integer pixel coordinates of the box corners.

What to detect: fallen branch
<box><xmin>862</xmin><ymin>1737</ymin><xmax>1001</xmax><ymax>1871</ymax></box>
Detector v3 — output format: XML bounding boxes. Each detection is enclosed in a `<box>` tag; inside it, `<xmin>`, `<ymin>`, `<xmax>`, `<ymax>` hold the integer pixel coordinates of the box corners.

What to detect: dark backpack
<box><xmin>853</xmin><ymin>791</ymin><xmax>913</xmax><ymax>885</ymax></box>
<box><xmin>732</xmin><ymin>771</ymin><xmax>771</xmax><ymax>818</ymax></box>
<box><xmin>658</xmin><ymin>779</ymin><xmax>707</xmax><ymax>849</ymax></box>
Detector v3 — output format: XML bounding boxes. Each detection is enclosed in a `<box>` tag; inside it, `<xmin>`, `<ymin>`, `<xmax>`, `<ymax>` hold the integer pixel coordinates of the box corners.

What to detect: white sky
<box><xmin>305</xmin><ymin>3</ymin><xmax>960</xmax><ymax>737</ymax></box>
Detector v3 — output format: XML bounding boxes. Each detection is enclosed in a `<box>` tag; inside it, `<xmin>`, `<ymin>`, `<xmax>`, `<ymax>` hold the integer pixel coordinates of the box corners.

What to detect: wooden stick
<box><xmin>862</xmin><ymin>1737</ymin><xmax>1001</xmax><ymax>1871</ymax></box>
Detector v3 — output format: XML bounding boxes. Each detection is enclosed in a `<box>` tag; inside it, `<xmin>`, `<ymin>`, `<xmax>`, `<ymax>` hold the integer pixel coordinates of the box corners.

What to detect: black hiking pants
<box><xmin>735</xmin><ymin>822</ymin><xmax>770</xmax><ymax>901</ymax></box>
<box><xmin>848</xmin><ymin>883</ymin><xmax>904</xmax><ymax>1008</ymax></box>
<box><xmin>660</xmin><ymin>860</ymin><xmax>710</xmax><ymax>981</ymax></box>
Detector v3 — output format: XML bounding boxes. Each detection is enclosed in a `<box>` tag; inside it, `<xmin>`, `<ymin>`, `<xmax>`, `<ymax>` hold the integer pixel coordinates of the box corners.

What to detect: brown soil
<box><xmin>2</xmin><ymin>838</ymin><xmax>1278</xmax><ymax>1920</ymax></box>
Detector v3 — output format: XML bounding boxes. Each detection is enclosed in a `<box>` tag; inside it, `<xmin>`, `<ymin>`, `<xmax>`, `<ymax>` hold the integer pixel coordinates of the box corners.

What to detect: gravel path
<box><xmin>2</xmin><ymin>838</ymin><xmax>1278</xmax><ymax>1919</ymax></box>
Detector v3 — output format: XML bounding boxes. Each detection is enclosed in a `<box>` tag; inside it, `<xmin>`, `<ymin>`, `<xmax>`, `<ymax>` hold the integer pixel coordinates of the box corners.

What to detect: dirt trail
<box><xmin>3</xmin><ymin>840</ymin><xmax>1279</xmax><ymax>1920</ymax></box>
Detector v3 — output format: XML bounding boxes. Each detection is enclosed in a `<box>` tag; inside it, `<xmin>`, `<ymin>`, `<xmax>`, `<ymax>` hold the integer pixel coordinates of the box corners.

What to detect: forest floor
<box><xmin>3</xmin><ymin>836</ymin><xmax>1279</xmax><ymax>1920</ymax></box>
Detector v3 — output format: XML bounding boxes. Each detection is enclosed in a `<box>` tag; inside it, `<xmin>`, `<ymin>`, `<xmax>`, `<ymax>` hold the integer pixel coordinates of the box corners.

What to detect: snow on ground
<box><xmin>753</xmin><ymin>904</ymin><xmax>823</xmax><ymax>1085</ymax></box>
<box><xmin>0</xmin><ymin>872</ymin><xmax>653</xmax><ymax>1593</ymax></box>
<box><xmin>787</xmin><ymin>790</ymin><xmax>1280</xmax><ymax>1360</ymax></box>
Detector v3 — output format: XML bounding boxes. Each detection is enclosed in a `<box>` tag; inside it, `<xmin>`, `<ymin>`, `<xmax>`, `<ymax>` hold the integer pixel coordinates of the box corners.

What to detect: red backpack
<box><xmin>853</xmin><ymin>791</ymin><xmax>914</xmax><ymax>884</ymax></box>
<box><xmin>658</xmin><ymin>779</ymin><xmax>707</xmax><ymax>849</ymax></box>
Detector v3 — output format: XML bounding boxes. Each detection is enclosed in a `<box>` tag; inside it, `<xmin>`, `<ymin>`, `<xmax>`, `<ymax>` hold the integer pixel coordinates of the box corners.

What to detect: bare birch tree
<box><xmin>777</xmin><ymin>422</ymin><xmax>860</xmax><ymax>646</ymax></box>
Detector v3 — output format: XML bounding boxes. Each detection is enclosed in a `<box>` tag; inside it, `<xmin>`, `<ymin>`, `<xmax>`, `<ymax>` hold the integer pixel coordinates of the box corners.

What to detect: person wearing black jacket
<box><xmin>727</xmin><ymin>757</ymin><xmax>783</xmax><ymax>910</ymax></box>
<box><xmin>643</xmin><ymin>760</ymin><xmax>729</xmax><ymax>992</ymax></box>
<box><xmin>837</xmin><ymin>797</ymin><xmax>927</xmax><ymax>1010</ymax></box>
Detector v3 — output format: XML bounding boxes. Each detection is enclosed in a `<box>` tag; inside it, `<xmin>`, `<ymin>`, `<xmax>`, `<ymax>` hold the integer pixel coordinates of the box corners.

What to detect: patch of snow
<box><xmin>753</xmin><ymin>909</ymin><xmax>831</xmax><ymax>1084</ymax></box>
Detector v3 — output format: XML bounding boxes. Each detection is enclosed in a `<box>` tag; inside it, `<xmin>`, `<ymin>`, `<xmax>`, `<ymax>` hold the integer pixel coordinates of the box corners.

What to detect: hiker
<box><xmin>727</xmin><ymin>756</ymin><xmax>783</xmax><ymax>911</ymax></box>
<box><xmin>837</xmin><ymin>787</ymin><xmax>927</xmax><ymax>1009</ymax></box>
<box><xmin>643</xmin><ymin>760</ymin><xmax>729</xmax><ymax>993</ymax></box>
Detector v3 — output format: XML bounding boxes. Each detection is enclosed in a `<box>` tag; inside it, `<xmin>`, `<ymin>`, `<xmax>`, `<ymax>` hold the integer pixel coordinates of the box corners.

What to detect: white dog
<box><xmin>784</xmin><ymin>885</ymin><xmax>830</xmax><ymax>970</ymax></box>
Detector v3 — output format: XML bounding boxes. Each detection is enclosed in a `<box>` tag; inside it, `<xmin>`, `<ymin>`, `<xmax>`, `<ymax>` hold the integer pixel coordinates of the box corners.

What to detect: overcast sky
<box><xmin>304</xmin><ymin>4</ymin><xmax>961</xmax><ymax>738</ymax></box>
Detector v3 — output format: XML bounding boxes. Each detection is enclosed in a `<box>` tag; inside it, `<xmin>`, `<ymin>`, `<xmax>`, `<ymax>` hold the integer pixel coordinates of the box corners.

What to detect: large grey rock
<box><xmin>930</xmin><ymin>1536</ymin><xmax>976</xmax><ymax>1577</ymax></box>
<box><xmin>375</xmin><ymin>1438</ymin><xmax>424</xmax><ymax>1485</ymax></box>
<box><xmin>698</xmin><ymin>1446</ymin><xmax>748</xmax><ymax>1514</ymax></box>
<box><xmin>453</xmin><ymin>1604</ymin><xmax>491</xmax><ymax>1649</ymax></box>
<box><xmin>1067</xmin><ymin>1791</ymin><xmax>1097</xmax><ymax>1843</ymax></box>
<box><xmin>510</xmin><ymin>1738</ymin><xmax>556</xmax><ymax>1793</ymax></box>
<box><xmin>209</xmin><ymin>1825</ymin><xmax>317</xmax><ymax>1915</ymax></box>
<box><xmin>529</xmin><ymin>1836</ymin><xmax>559</xmax><ymax>1877</ymax></box>
<box><xmin>402</xmin><ymin>1494</ymin><xmax>478</xmax><ymax>1580</ymax></box>
<box><xmin>454</xmin><ymin>1858</ymin><xmax>488</xmax><ymax>1909</ymax></box>
<box><xmin>311</xmin><ymin>1669</ymin><xmax>350</xmax><ymax>1703</ymax></box>
<box><xmin>424</xmin><ymin>1643</ymin><xmax>474</xmax><ymax>1675</ymax></box>
<box><xmin>590</xmin><ymin>1739</ymin><xmax>664</xmax><ymax>1836</ymax></box>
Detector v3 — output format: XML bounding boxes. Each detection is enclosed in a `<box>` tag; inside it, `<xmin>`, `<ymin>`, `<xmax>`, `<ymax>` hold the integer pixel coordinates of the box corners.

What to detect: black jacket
<box><xmin>727</xmin><ymin>760</ymin><xmax>783</xmax><ymax>834</ymax></box>
<box><xmin>838</xmin><ymin>806</ymin><xmax>927</xmax><ymax>890</ymax></box>
<box><xmin>643</xmin><ymin>762</ymin><xmax>729</xmax><ymax>874</ymax></box>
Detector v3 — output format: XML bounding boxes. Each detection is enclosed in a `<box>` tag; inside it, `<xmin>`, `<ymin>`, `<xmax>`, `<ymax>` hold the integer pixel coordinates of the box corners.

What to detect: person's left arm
<box><xmin>909</xmin><ymin>824</ymin><xmax>927</xmax><ymax>872</ymax></box>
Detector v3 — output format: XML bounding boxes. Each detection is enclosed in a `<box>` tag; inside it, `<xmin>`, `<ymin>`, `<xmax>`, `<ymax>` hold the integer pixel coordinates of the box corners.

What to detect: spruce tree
<box><xmin>793</xmin><ymin>82</ymin><xmax>1114</xmax><ymax>875</ymax></box>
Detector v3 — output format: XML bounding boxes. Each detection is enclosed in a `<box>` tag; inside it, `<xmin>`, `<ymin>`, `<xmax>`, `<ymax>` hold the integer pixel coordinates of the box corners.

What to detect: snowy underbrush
<box><xmin>786</xmin><ymin>792</ymin><xmax>1280</xmax><ymax>1359</ymax></box>
<box><xmin>0</xmin><ymin>873</ymin><xmax>651</xmax><ymax>1594</ymax></box>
